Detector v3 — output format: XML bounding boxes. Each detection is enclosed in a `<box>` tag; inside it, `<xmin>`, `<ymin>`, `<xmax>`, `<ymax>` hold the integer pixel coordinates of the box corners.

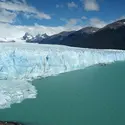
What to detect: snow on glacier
<box><xmin>0</xmin><ymin>43</ymin><xmax>125</xmax><ymax>109</ymax></box>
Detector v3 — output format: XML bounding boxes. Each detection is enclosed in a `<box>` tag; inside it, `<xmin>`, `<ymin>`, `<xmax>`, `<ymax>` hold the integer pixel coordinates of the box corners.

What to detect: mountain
<box><xmin>103</xmin><ymin>19</ymin><xmax>125</xmax><ymax>29</ymax></box>
<box><xmin>76</xmin><ymin>27</ymin><xmax>99</xmax><ymax>34</ymax></box>
<box><xmin>58</xmin><ymin>27</ymin><xmax>99</xmax><ymax>47</ymax></box>
<box><xmin>4</xmin><ymin>19</ymin><xmax>122</xmax><ymax>50</ymax></box>
<box><xmin>41</xmin><ymin>31</ymin><xmax>75</xmax><ymax>44</ymax></box>
<box><xmin>40</xmin><ymin>27</ymin><xmax>99</xmax><ymax>45</ymax></box>
<box><xmin>22</xmin><ymin>32</ymin><xmax>48</xmax><ymax>43</ymax></box>
<box><xmin>22</xmin><ymin>32</ymin><xmax>33</xmax><ymax>41</ymax></box>
<box><xmin>81</xmin><ymin>19</ymin><xmax>125</xmax><ymax>49</ymax></box>
<box><xmin>38</xmin><ymin>19</ymin><xmax>125</xmax><ymax>50</ymax></box>
<box><xmin>0</xmin><ymin>19</ymin><xmax>124</xmax><ymax>50</ymax></box>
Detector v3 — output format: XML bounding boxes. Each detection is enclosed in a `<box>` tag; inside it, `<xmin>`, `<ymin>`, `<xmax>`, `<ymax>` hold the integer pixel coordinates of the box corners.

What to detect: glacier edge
<box><xmin>0</xmin><ymin>43</ymin><xmax>125</xmax><ymax>80</ymax></box>
<box><xmin>0</xmin><ymin>43</ymin><xmax>125</xmax><ymax>109</ymax></box>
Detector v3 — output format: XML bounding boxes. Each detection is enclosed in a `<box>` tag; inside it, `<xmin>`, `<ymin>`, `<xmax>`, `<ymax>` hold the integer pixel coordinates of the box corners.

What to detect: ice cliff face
<box><xmin>1</xmin><ymin>43</ymin><xmax>125</xmax><ymax>109</ymax></box>
<box><xmin>0</xmin><ymin>43</ymin><xmax>125</xmax><ymax>81</ymax></box>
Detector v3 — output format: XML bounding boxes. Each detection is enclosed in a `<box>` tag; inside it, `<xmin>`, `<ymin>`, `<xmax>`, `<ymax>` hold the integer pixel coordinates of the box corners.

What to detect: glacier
<box><xmin>1</xmin><ymin>43</ymin><xmax>125</xmax><ymax>109</ymax></box>
<box><xmin>1</xmin><ymin>43</ymin><xmax>125</xmax><ymax>80</ymax></box>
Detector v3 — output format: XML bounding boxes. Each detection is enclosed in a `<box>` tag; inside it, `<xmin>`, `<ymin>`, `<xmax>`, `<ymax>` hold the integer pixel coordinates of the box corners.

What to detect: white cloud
<box><xmin>65</xmin><ymin>19</ymin><xmax>78</xmax><ymax>26</ymax></box>
<box><xmin>119</xmin><ymin>15</ymin><xmax>125</xmax><ymax>20</ymax></box>
<box><xmin>89</xmin><ymin>18</ymin><xmax>107</xmax><ymax>28</ymax></box>
<box><xmin>67</xmin><ymin>2</ymin><xmax>78</xmax><ymax>8</ymax></box>
<box><xmin>0</xmin><ymin>22</ymin><xmax>82</xmax><ymax>39</ymax></box>
<box><xmin>83</xmin><ymin>0</ymin><xmax>99</xmax><ymax>11</ymax></box>
<box><xmin>61</xmin><ymin>18</ymin><xmax>83</xmax><ymax>27</ymax></box>
<box><xmin>0</xmin><ymin>9</ymin><xmax>17</xmax><ymax>23</ymax></box>
<box><xmin>23</xmin><ymin>12</ymin><xmax>33</xmax><ymax>19</ymax></box>
<box><xmin>81</xmin><ymin>16</ymin><xmax>87</xmax><ymax>20</ymax></box>
<box><xmin>56</xmin><ymin>4</ymin><xmax>63</xmax><ymax>8</ymax></box>
<box><xmin>0</xmin><ymin>0</ymin><xmax>51</xmax><ymax>20</ymax></box>
<box><xmin>0</xmin><ymin>1</ymin><xmax>81</xmax><ymax>39</ymax></box>
<box><xmin>61</xmin><ymin>18</ymin><xmax>83</xmax><ymax>31</ymax></box>
<box><xmin>62</xmin><ymin>18</ymin><xmax>83</xmax><ymax>26</ymax></box>
<box><xmin>56</xmin><ymin>4</ymin><xmax>60</xmax><ymax>8</ymax></box>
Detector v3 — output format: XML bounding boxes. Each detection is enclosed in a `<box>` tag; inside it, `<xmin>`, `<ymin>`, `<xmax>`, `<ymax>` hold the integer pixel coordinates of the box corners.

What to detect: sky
<box><xmin>0</xmin><ymin>0</ymin><xmax>125</xmax><ymax>39</ymax></box>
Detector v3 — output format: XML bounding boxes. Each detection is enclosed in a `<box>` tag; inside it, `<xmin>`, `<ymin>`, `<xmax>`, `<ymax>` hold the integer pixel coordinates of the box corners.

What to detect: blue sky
<box><xmin>0</xmin><ymin>0</ymin><xmax>125</xmax><ymax>38</ymax></box>
<box><xmin>22</xmin><ymin>0</ymin><xmax>125</xmax><ymax>26</ymax></box>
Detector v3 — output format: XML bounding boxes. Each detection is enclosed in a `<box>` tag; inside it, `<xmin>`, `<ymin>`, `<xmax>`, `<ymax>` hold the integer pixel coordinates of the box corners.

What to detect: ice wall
<box><xmin>0</xmin><ymin>43</ymin><xmax>125</xmax><ymax>80</ymax></box>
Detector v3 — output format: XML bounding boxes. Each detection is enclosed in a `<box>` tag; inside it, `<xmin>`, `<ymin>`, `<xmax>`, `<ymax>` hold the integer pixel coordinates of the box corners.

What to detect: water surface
<box><xmin>0</xmin><ymin>62</ymin><xmax>125</xmax><ymax>125</ymax></box>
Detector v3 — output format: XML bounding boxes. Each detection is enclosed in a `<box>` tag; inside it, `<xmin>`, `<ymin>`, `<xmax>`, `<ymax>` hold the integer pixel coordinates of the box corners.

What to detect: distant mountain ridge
<box><xmin>34</xmin><ymin>27</ymin><xmax>99</xmax><ymax>45</ymax></box>
<box><xmin>22</xmin><ymin>32</ymin><xmax>48</xmax><ymax>43</ymax></box>
<box><xmin>1</xmin><ymin>19</ymin><xmax>125</xmax><ymax>50</ymax></box>
<box><xmin>39</xmin><ymin>19</ymin><xmax>125</xmax><ymax>50</ymax></box>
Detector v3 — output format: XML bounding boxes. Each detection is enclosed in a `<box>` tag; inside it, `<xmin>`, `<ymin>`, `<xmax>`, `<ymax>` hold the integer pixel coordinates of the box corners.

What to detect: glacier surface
<box><xmin>0</xmin><ymin>43</ymin><xmax>125</xmax><ymax>80</ymax></box>
<box><xmin>0</xmin><ymin>43</ymin><xmax>125</xmax><ymax>109</ymax></box>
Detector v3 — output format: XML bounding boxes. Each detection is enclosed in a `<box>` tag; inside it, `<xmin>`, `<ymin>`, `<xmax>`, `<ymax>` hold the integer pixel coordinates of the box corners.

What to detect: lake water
<box><xmin>0</xmin><ymin>62</ymin><xmax>125</xmax><ymax>125</ymax></box>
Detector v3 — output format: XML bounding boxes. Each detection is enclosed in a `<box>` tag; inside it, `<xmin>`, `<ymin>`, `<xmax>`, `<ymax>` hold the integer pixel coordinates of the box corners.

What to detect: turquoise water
<box><xmin>0</xmin><ymin>62</ymin><xmax>125</xmax><ymax>125</ymax></box>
